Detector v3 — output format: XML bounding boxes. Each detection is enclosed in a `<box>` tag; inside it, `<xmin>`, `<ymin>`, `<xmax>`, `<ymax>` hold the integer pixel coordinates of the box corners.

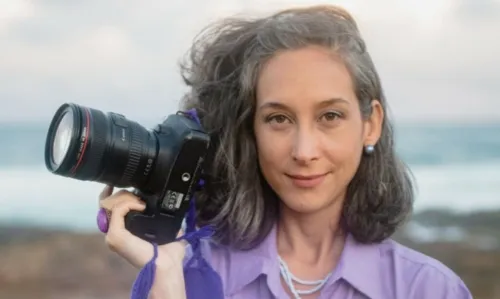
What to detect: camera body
<box><xmin>124</xmin><ymin>112</ymin><xmax>209</xmax><ymax>244</ymax></box>
<box><xmin>44</xmin><ymin>103</ymin><xmax>210</xmax><ymax>245</ymax></box>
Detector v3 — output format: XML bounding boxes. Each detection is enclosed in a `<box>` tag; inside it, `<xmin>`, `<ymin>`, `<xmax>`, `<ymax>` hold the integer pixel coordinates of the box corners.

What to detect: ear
<box><xmin>363</xmin><ymin>100</ymin><xmax>384</xmax><ymax>146</ymax></box>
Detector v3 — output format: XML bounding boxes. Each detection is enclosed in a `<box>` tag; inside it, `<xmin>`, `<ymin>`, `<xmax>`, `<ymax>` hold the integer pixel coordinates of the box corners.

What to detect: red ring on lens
<box><xmin>70</xmin><ymin>107</ymin><xmax>90</xmax><ymax>174</ymax></box>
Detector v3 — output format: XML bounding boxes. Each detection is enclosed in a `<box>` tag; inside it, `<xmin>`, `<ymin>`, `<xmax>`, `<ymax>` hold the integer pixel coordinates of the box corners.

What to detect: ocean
<box><xmin>1</xmin><ymin>121</ymin><xmax>499</xmax><ymax>232</ymax></box>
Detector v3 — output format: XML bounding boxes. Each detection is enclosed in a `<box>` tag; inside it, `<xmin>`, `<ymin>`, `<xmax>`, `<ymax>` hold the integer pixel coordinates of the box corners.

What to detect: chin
<box><xmin>279</xmin><ymin>192</ymin><xmax>334</xmax><ymax>214</ymax></box>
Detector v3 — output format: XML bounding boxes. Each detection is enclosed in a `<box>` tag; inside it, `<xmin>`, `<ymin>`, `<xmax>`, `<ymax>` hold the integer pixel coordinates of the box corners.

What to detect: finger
<box><xmin>108</xmin><ymin>195</ymin><xmax>146</xmax><ymax>232</ymax></box>
<box><xmin>99</xmin><ymin>189</ymin><xmax>129</xmax><ymax>211</ymax></box>
<box><xmin>99</xmin><ymin>185</ymin><xmax>114</xmax><ymax>201</ymax></box>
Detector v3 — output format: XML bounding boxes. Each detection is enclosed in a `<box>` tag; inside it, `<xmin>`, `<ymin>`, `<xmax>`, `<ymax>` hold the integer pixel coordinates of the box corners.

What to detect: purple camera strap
<box><xmin>130</xmin><ymin>109</ymin><xmax>224</xmax><ymax>299</ymax></box>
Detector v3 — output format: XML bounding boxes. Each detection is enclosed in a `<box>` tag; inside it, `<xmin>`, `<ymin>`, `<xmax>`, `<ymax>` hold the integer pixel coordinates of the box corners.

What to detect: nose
<box><xmin>291</xmin><ymin>126</ymin><xmax>320</xmax><ymax>164</ymax></box>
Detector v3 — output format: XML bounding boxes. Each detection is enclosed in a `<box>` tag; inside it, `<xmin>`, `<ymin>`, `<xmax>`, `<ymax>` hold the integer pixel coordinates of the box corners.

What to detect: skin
<box><xmin>254</xmin><ymin>45</ymin><xmax>383</xmax><ymax>297</ymax></box>
<box><xmin>98</xmin><ymin>45</ymin><xmax>384</xmax><ymax>299</ymax></box>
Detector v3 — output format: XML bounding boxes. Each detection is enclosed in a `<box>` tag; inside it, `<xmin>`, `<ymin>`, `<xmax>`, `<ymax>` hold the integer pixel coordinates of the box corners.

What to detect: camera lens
<box><xmin>51</xmin><ymin>110</ymin><xmax>73</xmax><ymax>166</ymax></box>
<box><xmin>44</xmin><ymin>103</ymin><xmax>158</xmax><ymax>190</ymax></box>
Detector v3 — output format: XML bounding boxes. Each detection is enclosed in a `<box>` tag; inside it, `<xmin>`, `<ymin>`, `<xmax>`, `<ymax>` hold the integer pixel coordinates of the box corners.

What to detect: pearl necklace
<box><xmin>278</xmin><ymin>256</ymin><xmax>332</xmax><ymax>299</ymax></box>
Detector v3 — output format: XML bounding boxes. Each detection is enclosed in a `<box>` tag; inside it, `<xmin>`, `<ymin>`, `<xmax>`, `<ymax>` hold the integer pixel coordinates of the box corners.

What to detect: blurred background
<box><xmin>0</xmin><ymin>0</ymin><xmax>499</xmax><ymax>298</ymax></box>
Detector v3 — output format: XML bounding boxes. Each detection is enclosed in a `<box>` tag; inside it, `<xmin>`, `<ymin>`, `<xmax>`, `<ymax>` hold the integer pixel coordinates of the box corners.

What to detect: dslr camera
<box><xmin>44</xmin><ymin>103</ymin><xmax>210</xmax><ymax>245</ymax></box>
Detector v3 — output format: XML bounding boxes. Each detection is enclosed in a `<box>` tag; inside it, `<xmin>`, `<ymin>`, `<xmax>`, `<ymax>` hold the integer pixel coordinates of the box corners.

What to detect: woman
<box><xmin>99</xmin><ymin>5</ymin><xmax>473</xmax><ymax>299</ymax></box>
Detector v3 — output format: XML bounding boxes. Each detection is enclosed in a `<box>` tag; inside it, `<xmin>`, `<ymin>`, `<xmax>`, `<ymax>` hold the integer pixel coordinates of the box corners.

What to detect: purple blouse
<box><xmin>190</xmin><ymin>224</ymin><xmax>473</xmax><ymax>298</ymax></box>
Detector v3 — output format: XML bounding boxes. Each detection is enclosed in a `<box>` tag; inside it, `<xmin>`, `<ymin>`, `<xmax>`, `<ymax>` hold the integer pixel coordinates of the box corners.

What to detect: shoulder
<box><xmin>199</xmin><ymin>238</ymin><xmax>233</xmax><ymax>275</ymax></box>
<box><xmin>377</xmin><ymin>239</ymin><xmax>473</xmax><ymax>299</ymax></box>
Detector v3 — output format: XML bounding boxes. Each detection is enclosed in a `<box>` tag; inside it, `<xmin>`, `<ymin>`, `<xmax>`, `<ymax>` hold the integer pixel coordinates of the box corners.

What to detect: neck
<box><xmin>276</xmin><ymin>199</ymin><xmax>345</xmax><ymax>266</ymax></box>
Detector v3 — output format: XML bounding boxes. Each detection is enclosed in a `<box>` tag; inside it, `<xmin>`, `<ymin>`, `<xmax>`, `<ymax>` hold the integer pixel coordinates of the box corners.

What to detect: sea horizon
<box><xmin>1</xmin><ymin>120</ymin><xmax>499</xmax><ymax>233</ymax></box>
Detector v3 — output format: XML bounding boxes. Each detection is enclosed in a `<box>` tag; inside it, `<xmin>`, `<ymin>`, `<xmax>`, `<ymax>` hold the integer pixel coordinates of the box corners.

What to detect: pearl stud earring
<box><xmin>364</xmin><ymin>144</ymin><xmax>375</xmax><ymax>155</ymax></box>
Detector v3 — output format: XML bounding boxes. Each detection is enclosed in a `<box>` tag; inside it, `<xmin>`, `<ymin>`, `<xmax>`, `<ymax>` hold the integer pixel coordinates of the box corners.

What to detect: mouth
<box><xmin>285</xmin><ymin>172</ymin><xmax>329</xmax><ymax>188</ymax></box>
<box><xmin>286</xmin><ymin>173</ymin><xmax>326</xmax><ymax>180</ymax></box>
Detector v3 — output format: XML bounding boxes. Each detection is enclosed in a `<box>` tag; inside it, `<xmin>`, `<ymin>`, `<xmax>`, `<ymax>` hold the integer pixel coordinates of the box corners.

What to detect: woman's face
<box><xmin>254</xmin><ymin>45</ymin><xmax>383</xmax><ymax>214</ymax></box>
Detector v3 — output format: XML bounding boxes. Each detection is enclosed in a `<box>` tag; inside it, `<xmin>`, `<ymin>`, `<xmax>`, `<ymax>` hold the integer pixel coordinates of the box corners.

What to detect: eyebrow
<box><xmin>258</xmin><ymin>98</ymin><xmax>349</xmax><ymax>111</ymax></box>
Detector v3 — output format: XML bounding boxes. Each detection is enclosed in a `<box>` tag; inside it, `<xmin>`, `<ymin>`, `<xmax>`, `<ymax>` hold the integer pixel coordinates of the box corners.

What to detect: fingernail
<box><xmin>97</xmin><ymin>208</ymin><xmax>109</xmax><ymax>233</ymax></box>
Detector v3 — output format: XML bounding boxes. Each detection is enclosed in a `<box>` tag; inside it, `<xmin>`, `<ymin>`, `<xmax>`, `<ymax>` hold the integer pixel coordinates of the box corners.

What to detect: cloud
<box><xmin>0</xmin><ymin>0</ymin><xmax>35</xmax><ymax>34</ymax></box>
<box><xmin>0</xmin><ymin>0</ymin><xmax>499</xmax><ymax>123</ymax></box>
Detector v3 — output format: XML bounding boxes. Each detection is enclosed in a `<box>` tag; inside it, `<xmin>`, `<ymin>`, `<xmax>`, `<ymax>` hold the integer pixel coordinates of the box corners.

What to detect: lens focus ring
<box><xmin>120</xmin><ymin>124</ymin><xmax>142</xmax><ymax>185</ymax></box>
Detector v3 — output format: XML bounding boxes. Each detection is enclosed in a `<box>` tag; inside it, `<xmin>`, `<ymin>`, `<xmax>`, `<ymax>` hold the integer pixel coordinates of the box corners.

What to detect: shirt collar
<box><xmin>224</xmin><ymin>223</ymin><xmax>280</xmax><ymax>296</ymax></box>
<box><xmin>225</xmin><ymin>225</ymin><xmax>383</xmax><ymax>299</ymax></box>
<box><xmin>333</xmin><ymin>233</ymin><xmax>383</xmax><ymax>299</ymax></box>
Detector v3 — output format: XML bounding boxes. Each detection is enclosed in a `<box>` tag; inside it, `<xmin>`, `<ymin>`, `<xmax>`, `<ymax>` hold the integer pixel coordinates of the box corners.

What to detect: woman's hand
<box><xmin>99</xmin><ymin>185</ymin><xmax>188</xmax><ymax>298</ymax></box>
<box><xmin>99</xmin><ymin>185</ymin><xmax>187</xmax><ymax>268</ymax></box>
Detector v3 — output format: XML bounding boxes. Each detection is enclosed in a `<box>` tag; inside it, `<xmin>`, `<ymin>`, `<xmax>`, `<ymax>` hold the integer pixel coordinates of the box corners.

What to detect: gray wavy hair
<box><xmin>179</xmin><ymin>5</ymin><xmax>415</xmax><ymax>250</ymax></box>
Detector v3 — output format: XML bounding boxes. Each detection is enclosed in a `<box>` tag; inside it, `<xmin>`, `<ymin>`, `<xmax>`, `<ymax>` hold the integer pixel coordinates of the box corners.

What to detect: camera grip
<box><xmin>124</xmin><ymin>210</ymin><xmax>183</xmax><ymax>245</ymax></box>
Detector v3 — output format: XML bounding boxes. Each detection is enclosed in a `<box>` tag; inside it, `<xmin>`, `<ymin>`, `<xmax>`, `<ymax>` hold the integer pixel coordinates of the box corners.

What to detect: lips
<box><xmin>287</xmin><ymin>174</ymin><xmax>325</xmax><ymax>180</ymax></box>
<box><xmin>286</xmin><ymin>173</ymin><xmax>328</xmax><ymax>188</ymax></box>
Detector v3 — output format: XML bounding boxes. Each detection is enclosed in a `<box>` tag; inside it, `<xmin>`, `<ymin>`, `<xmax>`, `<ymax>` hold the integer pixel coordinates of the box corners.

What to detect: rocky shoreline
<box><xmin>0</xmin><ymin>228</ymin><xmax>136</xmax><ymax>299</ymax></box>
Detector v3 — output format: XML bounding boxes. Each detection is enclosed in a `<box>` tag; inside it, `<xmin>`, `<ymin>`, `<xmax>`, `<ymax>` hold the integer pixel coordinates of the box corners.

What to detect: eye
<box><xmin>320</xmin><ymin>111</ymin><xmax>342</xmax><ymax>122</ymax></box>
<box><xmin>266</xmin><ymin>114</ymin><xmax>290</xmax><ymax>124</ymax></box>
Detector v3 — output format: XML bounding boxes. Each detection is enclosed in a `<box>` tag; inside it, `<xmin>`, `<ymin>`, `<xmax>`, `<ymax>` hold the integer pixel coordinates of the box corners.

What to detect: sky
<box><xmin>1</xmin><ymin>0</ymin><xmax>499</xmax><ymax>125</ymax></box>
